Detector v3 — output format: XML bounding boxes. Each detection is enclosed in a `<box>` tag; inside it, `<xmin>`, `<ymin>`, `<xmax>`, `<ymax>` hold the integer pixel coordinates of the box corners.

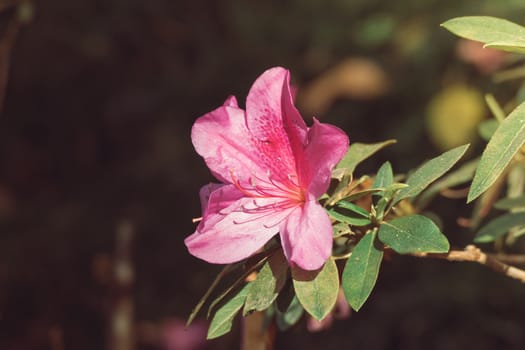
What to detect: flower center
<box><xmin>229</xmin><ymin>170</ymin><xmax>305</xmax><ymax>205</ymax></box>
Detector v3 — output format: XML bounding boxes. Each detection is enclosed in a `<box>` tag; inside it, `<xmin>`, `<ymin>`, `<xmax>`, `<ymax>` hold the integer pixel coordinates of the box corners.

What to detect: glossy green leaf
<box><xmin>243</xmin><ymin>250</ymin><xmax>288</xmax><ymax>315</ymax></box>
<box><xmin>342</xmin><ymin>230</ymin><xmax>383</xmax><ymax>311</ymax></box>
<box><xmin>378</xmin><ymin>215</ymin><xmax>450</xmax><ymax>254</ymax></box>
<box><xmin>494</xmin><ymin>195</ymin><xmax>525</xmax><ymax>210</ymax></box>
<box><xmin>292</xmin><ymin>257</ymin><xmax>339</xmax><ymax>320</ymax></box>
<box><xmin>468</xmin><ymin>102</ymin><xmax>525</xmax><ymax>203</ymax></box>
<box><xmin>275</xmin><ymin>296</ymin><xmax>304</xmax><ymax>331</ymax></box>
<box><xmin>332</xmin><ymin>140</ymin><xmax>397</xmax><ymax>180</ymax></box>
<box><xmin>442</xmin><ymin>16</ymin><xmax>525</xmax><ymax>54</ymax></box>
<box><xmin>372</xmin><ymin>161</ymin><xmax>394</xmax><ymax>190</ymax></box>
<box><xmin>395</xmin><ymin>144</ymin><xmax>470</xmax><ymax>204</ymax></box>
<box><xmin>474</xmin><ymin>212</ymin><xmax>525</xmax><ymax>243</ymax></box>
<box><xmin>207</xmin><ymin>284</ymin><xmax>250</xmax><ymax>339</ymax></box>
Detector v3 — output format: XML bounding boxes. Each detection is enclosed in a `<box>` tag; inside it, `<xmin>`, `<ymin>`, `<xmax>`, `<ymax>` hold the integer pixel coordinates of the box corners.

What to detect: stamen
<box><xmin>229</xmin><ymin>169</ymin><xmax>305</xmax><ymax>204</ymax></box>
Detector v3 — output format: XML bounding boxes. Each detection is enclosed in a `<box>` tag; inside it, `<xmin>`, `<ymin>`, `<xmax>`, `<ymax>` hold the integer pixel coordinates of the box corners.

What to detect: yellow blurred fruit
<box><xmin>426</xmin><ymin>85</ymin><xmax>486</xmax><ymax>150</ymax></box>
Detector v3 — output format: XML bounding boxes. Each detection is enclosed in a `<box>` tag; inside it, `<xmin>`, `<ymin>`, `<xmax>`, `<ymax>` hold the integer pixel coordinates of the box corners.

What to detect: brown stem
<box><xmin>108</xmin><ymin>220</ymin><xmax>135</xmax><ymax>350</ymax></box>
<box><xmin>241</xmin><ymin>312</ymin><xmax>275</xmax><ymax>350</ymax></box>
<box><xmin>411</xmin><ymin>245</ymin><xmax>525</xmax><ymax>284</ymax></box>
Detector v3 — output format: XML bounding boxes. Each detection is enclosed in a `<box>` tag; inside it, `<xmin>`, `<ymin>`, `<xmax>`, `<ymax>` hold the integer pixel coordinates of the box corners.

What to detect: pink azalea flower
<box><xmin>185</xmin><ymin>67</ymin><xmax>349</xmax><ymax>270</ymax></box>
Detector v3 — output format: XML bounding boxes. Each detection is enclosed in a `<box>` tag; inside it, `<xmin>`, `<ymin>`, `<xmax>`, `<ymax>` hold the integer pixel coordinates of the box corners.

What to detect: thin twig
<box><xmin>487</xmin><ymin>253</ymin><xmax>525</xmax><ymax>266</ymax></box>
<box><xmin>411</xmin><ymin>245</ymin><xmax>525</xmax><ymax>284</ymax></box>
<box><xmin>108</xmin><ymin>220</ymin><xmax>135</xmax><ymax>350</ymax></box>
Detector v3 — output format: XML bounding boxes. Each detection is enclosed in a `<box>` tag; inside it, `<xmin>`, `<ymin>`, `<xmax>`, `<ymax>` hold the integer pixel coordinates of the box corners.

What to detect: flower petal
<box><xmin>280</xmin><ymin>196</ymin><xmax>333</xmax><ymax>270</ymax></box>
<box><xmin>198</xmin><ymin>183</ymin><xmax>224</xmax><ymax>214</ymax></box>
<box><xmin>191</xmin><ymin>102</ymin><xmax>263</xmax><ymax>184</ymax></box>
<box><xmin>197</xmin><ymin>184</ymin><xmax>243</xmax><ymax>232</ymax></box>
<box><xmin>245</xmin><ymin>67</ymin><xmax>302</xmax><ymax>182</ymax></box>
<box><xmin>303</xmin><ymin>118</ymin><xmax>349</xmax><ymax>197</ymax></box>
<box><xmin>223</xmin><ymin>95</ymin><xmax>238</xmax><ymax>107</ymax></box>
<box><xmin>186</xmin><ymin>190</ymin><xmax>294</xmax><ymax>264</ymax></box>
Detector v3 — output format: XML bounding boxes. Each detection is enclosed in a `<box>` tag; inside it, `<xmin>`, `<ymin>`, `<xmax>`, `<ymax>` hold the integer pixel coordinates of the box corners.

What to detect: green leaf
<box><xmin>485</xmin><ymin>94</ymin><xmax>505</xmax><ymax>122</ymax></box>
<box><xmin>478</xmin><ymin>119</ymin><xmax>499</xmax><ymax>141</ymax></box>
<box><xmin>468</xmin><ymin>102</ymin><xmax>525</xmax><ymax>203</ymax></box>
<box><xmin>395</xmin><ymin>144</ymin><xmax>470</xmax><ymax>204</ymax></box>
<box><xmin>337</xmin><ymin>200</ymin><xmax>370</xmax><ymax>216</ymax></box>
<box><xmin>342</xmin><ymin>230</ymin><xmax>383</xmax><ymax>311</ymax></box>
<box><xmin>416</xmin><ymin>158</ymin><xmax>478</xmax><ymax>208</ymax></box>
<box><xmin>327</xmin><ymin>200</ymin><xmax>371</xmax><ymax>226</ymax></box>
<box><xmin>292</xmin><ymin>257</ymin><xmax>339</xmax><ymax>320</ymax></box>
<box><xmin>332</xmin><ymin>140</ymin><xmax>397</xmax><ymax>180</ymax></box>
<box><xmin>333</xmin><ymin>222</ymin><xmax>352</xmax><ymax>238</ymax></box>
<box><xmin>243</xmin><ymin>250</ymin><xmax>288</xmax><ymax>315</ymax></box>
<box><xmin>207</xmin><ymin>284</ymin><xmax>250</xmax><ymax>339</ymax></box>
<box><xmin>378</xmin><ymin>215</ymin><xmax>450</xmax><ymax>254</ymax></box>
<box><xmin>275</xmin><ymin>296</ymin><xmax>304</xmax><ymax>331</ymax></box>
<box><xmin>328</xmin><ymin>200</ymin><xmax>371</xmax><ymax>227</ymax></box>
<box><xmin>207</xmin><ymin>254</ymin><xmax>270</xmax><ymax>318</ymax></box>
<box><xmin>441</xmin><ymin>16</ymin><xmax>525</xmax><ymax>54</ymax></box>
<box><xmin>186</xmin><ymin>264</ymin><xmax>237</xmax><ymax>327</ymax></box>
<box><xmin>474</xmin><ymin>212</ymin><xmax>525</xmax><ymax>243</ymax></box>
<box><xmin>339</xmin><ymin>188</ymin><xmax>384</xmax><ymax>202</ymax></box>
<box><xmin>372</xmin><ymin>161</ymin><xmax>394</xmax><ymax>190</ymax></box>
<box><xmin>494</xmin><ymin>195</ymin><xmax>525</xmax><ymax>210</ymax></box>
<box><xmin>327</xmin><ymin>208</ymin><xmax>371</xmax><ymax>227</ymax></box>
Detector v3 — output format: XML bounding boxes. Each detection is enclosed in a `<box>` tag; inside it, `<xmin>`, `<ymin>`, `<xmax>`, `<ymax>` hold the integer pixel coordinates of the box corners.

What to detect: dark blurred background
<box><xmin>0</xmin><ymin>0</ymin><xmax>525</xmax><ymax>349</ymax></box>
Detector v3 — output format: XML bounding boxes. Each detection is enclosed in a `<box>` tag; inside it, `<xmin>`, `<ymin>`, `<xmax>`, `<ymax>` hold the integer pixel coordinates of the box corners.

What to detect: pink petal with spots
<box><xmin>245</xmin><ymin>67</ymin><xmax>302</xmax><ymax>182</ymax></box>
<box><xmin>279</xmin><ymin>194</ymin><xmax>333</xmax><ymax>270</ymax></box>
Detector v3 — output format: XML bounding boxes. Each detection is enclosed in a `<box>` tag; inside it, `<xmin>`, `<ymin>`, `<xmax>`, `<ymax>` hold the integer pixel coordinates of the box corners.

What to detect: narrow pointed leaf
<box><xmin>186</xmin><ymin>264</ymin><xmax>237</xmax><ymax>327</ymax></box>
<box><xmin>441</xmin><ymin>16</ymin><xmax>525</xmax><ymax>54</ymax></box>
<box><xmin>468</xmin><ymin>102</ymin><xmax>525</xmax><ymax>203</ymax></box>
<box><xmin>327</xmin><ymin>208</ymin><xmax>371</xmax><ymax>227</ymax></box>
<box><xmin>395</xmin><ymin>144</ymin><xmax>470</xmax><ymax>204</ymax></box>
<box><xmin>243</xmin><ymin>250</ymin><xmax>288</xmax><ymax>315</ymax></box>
<box><xmin>373</xmin><ymin>161</ymin><xmax>394</xmax><ymax>189</ymax></box>
<box><xmin>378</xmin><ymin>215</ymin><xmax>450</xmax><ymax>254</ymax></box>
<box><xmin>485</xmin><ymin>43</ymin><xmax>525</xmax><ymax>54</ymax></box>
<box><xmin>333</xmin><ymin>140</ymin><xmax>397</xmax><ymax>179</ymax></box>
<box><xmin>337</xmin><ymin>200</ymin><xmax>370</xmax><ymax>217</ymax></box>
<box><xmin>494</xmin><ymin>195</ymin><xmax>525</xmax><ymax>210</ymax></box>
<box><xmin>416</xmin><ymin>158</ymin><xmax>478</xmax><ymax>208</ymax></box>
<box><xmin>342</xmin><ymin>230</ymin><xmax>383</xmax><ymax>311</ymax></box>
<box><xmin>292</xmin><ymin>257</ymin><xmax>339</xmax><ymax>320</ymax></box>
<box><xmin>327</xmin><ymin>200</ymin><xmax>371</xmax><ymax>227</ymax></box>
<box><xmin>341</xmin><ymin>188</ymin><xmax>384</xmax><ymax>202</ymax></box>
<box><xmin>207</xmin><ymin>284</ymin><xmax>250</xmax><ymax>339</ymax></box>
<box><xmin>275</xmin><ymin>296</ymin><xmax>304</xmax><ymax>331</ymax></box>
<box><xmin>474</xmin><ymin>212</ymin><xmax>525</xmax><ymax>243</ymax></box>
